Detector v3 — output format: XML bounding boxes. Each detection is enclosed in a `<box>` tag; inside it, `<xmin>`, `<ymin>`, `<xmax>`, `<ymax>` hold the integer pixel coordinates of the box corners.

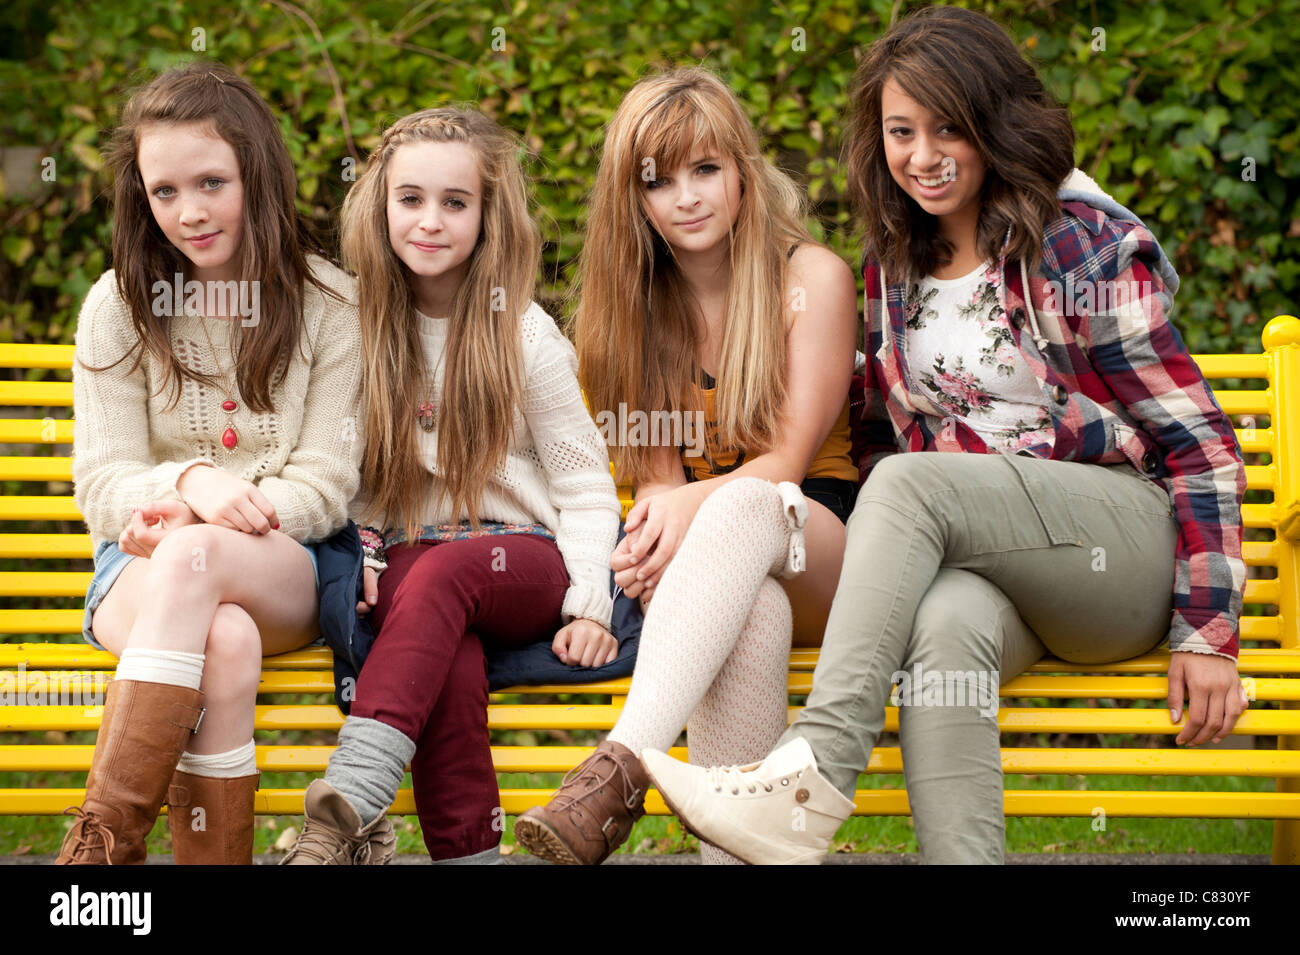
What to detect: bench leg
<box><xmin>1276</xmin><ymin>721</ymin><xmax>1300</xmax><ymax>864</ymax></box>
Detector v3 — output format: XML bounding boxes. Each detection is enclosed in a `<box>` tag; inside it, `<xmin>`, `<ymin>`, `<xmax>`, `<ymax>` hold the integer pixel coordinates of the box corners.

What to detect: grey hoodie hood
<box><xmin>1058</xmin><ymin>167</ymin><xmax>1180</xmax><ymax>297</ymax></box>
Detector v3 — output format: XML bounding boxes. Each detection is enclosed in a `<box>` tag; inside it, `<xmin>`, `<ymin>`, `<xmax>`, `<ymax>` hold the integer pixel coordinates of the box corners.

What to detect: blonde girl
<box><xmin>514</xmin><ymin>68</ymin><xmax>858</xmax><ymax>865</ymax></box>
<box><xmin>281</xmin><ymin>108</ymin><xmax>622</xmax><ymax>865</ymax></box>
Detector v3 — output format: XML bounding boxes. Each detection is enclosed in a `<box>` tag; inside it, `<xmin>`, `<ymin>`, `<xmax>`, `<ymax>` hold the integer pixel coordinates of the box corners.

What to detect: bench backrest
<box><xmin>4</xmin><ymin>320</ymin><xmax>1299</xmax><ymax>651</ymax></box>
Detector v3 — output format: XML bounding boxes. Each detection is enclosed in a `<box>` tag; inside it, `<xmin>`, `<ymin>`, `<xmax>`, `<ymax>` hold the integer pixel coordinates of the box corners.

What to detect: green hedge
<box><xmin>1</xmin><ymin>0</ymin><xmax>1296</xmax><ymax>352</ymax></box>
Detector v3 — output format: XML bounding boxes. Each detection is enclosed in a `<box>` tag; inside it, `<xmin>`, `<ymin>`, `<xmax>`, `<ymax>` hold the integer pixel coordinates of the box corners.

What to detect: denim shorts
<box><xmin>81</xmin><ymin>537</ymin><xmax>321</xmax><ymax>651</ymax></box>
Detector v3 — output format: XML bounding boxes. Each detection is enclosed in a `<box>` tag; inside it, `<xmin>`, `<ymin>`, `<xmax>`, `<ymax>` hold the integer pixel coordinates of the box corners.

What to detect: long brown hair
<box><xmin>845</xmin><ymin>6</ymin><xmax>1075</xmax><ymax>281</ymax></box>
<box><xmin>343</xmin><ymin>108</ymin><xmax>539</xmax><ymax>539</ymax></box>
<box><xmin>95</xmin><ymin>60</ymin><xmax>335</xmax><ymax>413</ymax></box>
<box><xmin>574</xmin><ymin>67</ymin><xmax>813</xmax><ymax>487</ymax></box>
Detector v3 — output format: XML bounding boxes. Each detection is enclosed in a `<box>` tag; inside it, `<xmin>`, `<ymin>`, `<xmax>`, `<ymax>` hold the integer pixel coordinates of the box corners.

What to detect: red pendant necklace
<box><xmin>198</xmin><ymin>314</ymin><xmax>240</xmax><ymax>451</ymax></box>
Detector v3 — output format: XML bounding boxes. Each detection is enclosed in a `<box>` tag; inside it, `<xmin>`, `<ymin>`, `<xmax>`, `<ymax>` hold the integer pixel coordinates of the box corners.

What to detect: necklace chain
<box><xmin>196</xmin><ymin>314</ymin><xmax>240</xmax><ymax>451</ymax></box>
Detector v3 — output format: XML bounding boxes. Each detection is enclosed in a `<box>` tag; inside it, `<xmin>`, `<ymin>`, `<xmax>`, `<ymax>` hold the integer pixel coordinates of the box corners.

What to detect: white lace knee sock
<box><xmin>608</xmin><ymin>477</ymin><xmax>805</xmax><ymax>759</ymax></box>
<box><xmin>687</xmin><ymin>576</ymin><xmax>793</xmax><ymax>865</ymax></box>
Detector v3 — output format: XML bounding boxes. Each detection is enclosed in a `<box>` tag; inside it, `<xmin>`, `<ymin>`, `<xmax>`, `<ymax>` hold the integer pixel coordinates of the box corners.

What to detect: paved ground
<box><xmin>2</xmin><ymin>852</ymin><xmax>1271</xmax><ymax>864</ymax></box>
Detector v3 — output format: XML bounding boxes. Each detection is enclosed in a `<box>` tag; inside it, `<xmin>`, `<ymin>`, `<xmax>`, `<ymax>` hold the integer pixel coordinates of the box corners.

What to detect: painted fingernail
<box><xmin>272</xmin><ymin>522</ymin><xmax>280</xmax><ymax>530</ymax></box>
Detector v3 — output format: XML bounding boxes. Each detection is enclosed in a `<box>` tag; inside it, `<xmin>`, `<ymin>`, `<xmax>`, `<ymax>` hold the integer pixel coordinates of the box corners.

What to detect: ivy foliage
<box><xmin>0</xmin><ymin>0</ymin><xmax>1296</xmax><ymax>352</ymax></box>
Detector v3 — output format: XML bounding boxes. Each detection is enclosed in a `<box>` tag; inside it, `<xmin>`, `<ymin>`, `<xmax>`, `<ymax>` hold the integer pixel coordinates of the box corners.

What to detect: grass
<box><xmin>0</xmin><ymin>766</ymin><xmax>1274</xmax><ymax>859</ymax></box>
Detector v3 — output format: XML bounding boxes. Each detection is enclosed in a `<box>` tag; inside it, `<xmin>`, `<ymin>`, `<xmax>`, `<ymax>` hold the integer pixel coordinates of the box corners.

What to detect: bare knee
<box><xmin>200</xmin><ymin>603</ymin><xmax>263</xmax><ymax>701</ymax></box>
<box><xmin>147</xmin><ymin>524</ymin><xmax>227</xmax><ymax>585</ymax></box>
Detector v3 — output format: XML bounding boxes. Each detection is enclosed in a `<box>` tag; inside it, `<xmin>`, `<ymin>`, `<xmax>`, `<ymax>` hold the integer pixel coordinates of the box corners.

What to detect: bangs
<box><xmin>633</xmin><ymin>92</ymin><xmax>731</xmax><ymax>179</ymax></box>
<box><xmin>888</xmin><ymin>59</ymin><xmax>979</xmax><ymax>144</ymax></box>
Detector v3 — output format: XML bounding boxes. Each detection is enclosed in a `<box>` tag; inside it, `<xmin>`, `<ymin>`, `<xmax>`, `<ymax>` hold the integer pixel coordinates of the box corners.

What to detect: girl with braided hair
<box><xmin>281</xmin><ymin>108</ymin><xmax>621</xmax><ymax>865</ymax></box>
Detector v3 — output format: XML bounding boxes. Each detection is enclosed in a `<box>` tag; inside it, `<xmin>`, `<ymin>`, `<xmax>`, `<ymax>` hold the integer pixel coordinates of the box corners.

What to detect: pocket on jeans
<box><xmin>1002</xmin><ymin>452</ymin><xmax>1084</xmax><ymax>547</ymax></box>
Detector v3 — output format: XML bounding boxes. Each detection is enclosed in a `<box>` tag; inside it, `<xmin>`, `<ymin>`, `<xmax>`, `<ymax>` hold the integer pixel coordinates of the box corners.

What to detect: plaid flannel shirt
<box><xmin>857</xmin><ymin>201</ymin><xmax>1246</xmax><ymax>659</ymax></box>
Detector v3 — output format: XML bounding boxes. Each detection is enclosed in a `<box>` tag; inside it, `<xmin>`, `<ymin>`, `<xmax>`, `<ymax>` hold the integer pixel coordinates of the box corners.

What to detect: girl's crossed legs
<box><xmin>90</xmin><ymin>524</ymin><xmax>318</xmax><ymax>753</ymax></box>
<box><xmin>783</xmin><ymin>451</ymin><xmax>1178</xmax><ymax>862</ymax></box>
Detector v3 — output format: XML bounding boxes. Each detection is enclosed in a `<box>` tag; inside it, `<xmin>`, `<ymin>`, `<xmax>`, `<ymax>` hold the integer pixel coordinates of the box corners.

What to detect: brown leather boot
<box><xmin>513</xmin><ymin>740</ymin><xmax>649</xmax><ymax>865</ymax></box>
<box><xmin>56</xmin><ymin>679</ymin><xmax>205</xmax><ymax>865</ymax></box>
<box><xmin>167</xmin><ymin>770</ymin><xmax>260</xmax><ymax>865</ymax></box>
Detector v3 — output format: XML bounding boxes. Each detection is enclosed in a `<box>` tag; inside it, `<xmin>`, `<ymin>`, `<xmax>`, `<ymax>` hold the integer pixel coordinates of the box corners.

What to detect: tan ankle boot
<box><xmin>513</xmin><ymin>740</ymin><xmax>649</xmax><ymax>865</ymax></box>
<box><xmin>56</xmin><ymin>679</ymin><xmax>205</xmax><ymax>865</ymax></box>
<box><xmin>279</xmin><ymin>779</ymin><xmax>396</xmax><ymax>865</ymax></box>
<box><xmin>167</xmin><ymin>770</ymin><xmax>260</xmax><ymax>865</ymax></box>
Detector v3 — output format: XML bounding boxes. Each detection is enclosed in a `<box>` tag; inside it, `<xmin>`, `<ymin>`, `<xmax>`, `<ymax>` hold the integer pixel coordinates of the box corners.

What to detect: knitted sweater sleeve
<box><xmin>521</xmin><ymin>306</ymin><xmax>621</xmax><ymax>629</ymax></box>
<box><xmin>253</xmin><ymin>266</ymin><xmax>365</xmax><ymax>543</ymax></box>
<box><xmin>72</xmin><ymin>272</ymin><xmax>216</xmax><ymax>545</ymax></box>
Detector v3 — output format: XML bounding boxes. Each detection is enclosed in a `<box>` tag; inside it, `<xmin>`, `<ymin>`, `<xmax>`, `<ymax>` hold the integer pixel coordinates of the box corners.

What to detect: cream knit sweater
<box><xmin>72</xmin><ymin>256</ymin><xmax>364</xmax><ymax>547</ymax></box>
<box><xmin>350</xmin><ymin>303</ymin><xmax>621</xmax><ymax>628</ymax></box>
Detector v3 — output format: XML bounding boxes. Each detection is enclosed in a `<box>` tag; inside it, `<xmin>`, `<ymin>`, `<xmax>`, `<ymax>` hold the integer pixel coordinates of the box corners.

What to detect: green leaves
<box><xmin>0</xmin><ymin>0</ymin><xmax>1294</xmax><ymax>354</ymax></box>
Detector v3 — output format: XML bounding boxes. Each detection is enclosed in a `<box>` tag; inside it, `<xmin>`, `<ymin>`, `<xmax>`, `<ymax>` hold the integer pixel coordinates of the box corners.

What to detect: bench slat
<box><xmin>0</xmin><ymin>382</ymin><xmax>73</xmax><ymax>407</ymax></box>
<box><xmin>1192</xmin><ymin>353</ymin><xmax>1270</xmax><ymax>378</ymax></box>
<box><xmin>6</xmin><ymin>669</ymin><xmax>1300</xmax><ymax>702</ymax></box>
<box><xmin>0</xmin><ymin>457</ymin><xmax>73</xmax><ymax>481</ymax></box>
<box><xmin>1213</xmin><ymin>391</ymin><xmax>1272</xmax><ymax>415</ymax></box>
<box><xmin>2</xmin><ymin>788</ymin><xmax>1299</xmax><ymax>818</ymax></box>
<box><xmin>0</xmin><ymin>344</ymin><xmax>76</xmax><ymax>369</ymax></box>
<box><xmin>0</xmin><ymin>609</ymin><xmax>85</xmax><ymax>633</ymax></box>
<box><xmin>3</xmin><ymin>744</ymin><xmax>1297</xmax><ymax>777</ymax></box>
<box><xmin>0</xmin><ymin>571</ymin><xmax>91</xmax><ymax>596</ymax></box>
<box><xmin>0</xmin><ymin>496</ymin><xmax>81</xmax><ymax>521</ymax></box>
<box><xmin>5</xmin><ymin>646</ymin><xmax>1299</xmax><ymax>673</ymax></box>
<box><xmin>4</xmin><ymin>704</ymin><xmax>1298</xmax><ymax>734</ymax></box>
<box><xmin>1244</xmin><ymin>463</ymin><xmax>1274</xmax><ymax>489</ymax></box>
<box><xmin>0</xmin><ymin>419</ymin><xmax>73</xmax><ymax>444</ymax></box>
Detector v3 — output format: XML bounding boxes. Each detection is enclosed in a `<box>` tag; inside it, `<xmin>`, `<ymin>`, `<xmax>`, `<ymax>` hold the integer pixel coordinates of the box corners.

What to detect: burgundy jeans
<box><xmin>351</xmin><ymin>533</ymin><xmax>569</xmax><ymax>860</ymax></box>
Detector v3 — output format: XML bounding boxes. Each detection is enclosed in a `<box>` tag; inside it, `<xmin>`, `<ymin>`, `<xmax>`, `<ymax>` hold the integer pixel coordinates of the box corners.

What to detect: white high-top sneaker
<box><xmin>641</xmin><ymin>737</ymin><xmax>855</xmax><ymax>865</ymax></box>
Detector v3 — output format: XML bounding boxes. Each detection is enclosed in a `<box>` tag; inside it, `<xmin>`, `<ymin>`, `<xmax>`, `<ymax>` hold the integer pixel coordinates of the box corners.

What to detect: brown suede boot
<box><xmin>55</xmin><ymin>679</ymin><xmax>205</xmax><ymax>865</ymax></box>
<box><xmin>278</xmin><ymin>779</ymin><xmax>396</xmax><ymax>865</ymax></box>
<box><xmin>513</xmin><ymin>740</ymin><xmax>649</xmax><ymax>865</ymax></box>
<box><xmin>167</xmin><ymin>770</ymin><xmax>260</xmax><ymax>865</ymax></box>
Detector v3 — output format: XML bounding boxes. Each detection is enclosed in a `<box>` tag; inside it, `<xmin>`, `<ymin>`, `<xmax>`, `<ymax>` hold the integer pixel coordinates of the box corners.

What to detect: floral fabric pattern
<box><xmin>383</xmin><ymin>521</ymin><xmax>556</xmax><ymax>550</ymax></box>
<box><xmin>905</xmin><ymin>264</ymin><xmax>1052</xmax><ymax>452</ymax></box>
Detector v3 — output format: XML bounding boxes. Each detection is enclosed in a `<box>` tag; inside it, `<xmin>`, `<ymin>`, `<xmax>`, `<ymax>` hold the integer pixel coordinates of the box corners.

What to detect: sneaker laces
<box><xmin>62</xmin><ymin>806</ymin><xmax>116</xmax><ymax>865</ymax></box>
<box><xmin>706</xmin><ymin>763</ymin><xmax>793</xmax><ymax>796</ymax></box>
<box><xmin>354</xmin><ymin>838</ymin><xmax>376</xmax><ymax>865</ymax></box>
<box><xmin>551</xmin><ymin>750</ymin><xmax>642</xmax><ymax>814</ymax></box>
<box><xmin>283</xmin><ymin>818</ymin><xmax>355</xmax><ymax>865</ymax></box>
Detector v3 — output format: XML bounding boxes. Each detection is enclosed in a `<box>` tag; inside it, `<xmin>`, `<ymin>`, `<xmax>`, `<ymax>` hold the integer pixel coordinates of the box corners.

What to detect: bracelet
<box><xmin>358</xmin><ymin>525</ymin><xmax>387</xmax><ymax>565</ymax></box>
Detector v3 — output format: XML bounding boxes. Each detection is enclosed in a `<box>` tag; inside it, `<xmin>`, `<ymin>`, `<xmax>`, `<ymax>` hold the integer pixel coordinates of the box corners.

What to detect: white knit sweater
<box><xmin>351</xmin><ymin>303</ymin><xmax>620</xmax><ymax>628</ymax></box>
<box><xmin>72</xmin><ymin>257</ymin><xmax>365</xmax><ymax>547</ymax></box>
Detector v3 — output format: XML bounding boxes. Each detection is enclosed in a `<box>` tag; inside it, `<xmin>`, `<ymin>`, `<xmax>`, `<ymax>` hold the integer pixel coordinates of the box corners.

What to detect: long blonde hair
<box><xmin>342</xmin><ymin>108</ymin><xmax>540</xmax><ymax>539</ymax></box>
<box><xmin>574</xmin><ymin>67</ymin><xmax>813</xmax><ymax>486</ymax></box>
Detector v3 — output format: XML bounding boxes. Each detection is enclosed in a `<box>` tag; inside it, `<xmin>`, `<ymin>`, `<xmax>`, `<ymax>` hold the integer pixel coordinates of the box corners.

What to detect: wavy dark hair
<box><xmin>92</xmin><ymin>60</ymin><xmax>336</xmax><ymax>413</ymax></box>
<box><xmin>844</xmin><ymin>5</ymin><xmax>1075</xmax><ymax>280</ymax></box>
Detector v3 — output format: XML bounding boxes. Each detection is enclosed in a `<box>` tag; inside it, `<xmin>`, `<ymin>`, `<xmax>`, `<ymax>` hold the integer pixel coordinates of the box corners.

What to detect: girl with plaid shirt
<box><xmin>641</xmin><ymin>5</ymin><xmax>1248</xmax><ymax>865</ymax></box>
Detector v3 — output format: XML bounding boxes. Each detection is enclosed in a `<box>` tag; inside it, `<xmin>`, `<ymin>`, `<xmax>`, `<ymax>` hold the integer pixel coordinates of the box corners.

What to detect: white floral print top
<box><xmin>903</xmin><ymin>262</ymin><xmax>1052</xmax><ymax>453</ymax></box>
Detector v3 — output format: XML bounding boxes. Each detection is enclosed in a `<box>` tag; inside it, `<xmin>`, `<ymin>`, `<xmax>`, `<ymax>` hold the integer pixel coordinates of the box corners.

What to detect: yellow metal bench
<box><xmin>3</xmin><ymin>320</ymin><xmax>1300</xmax><ymax>863</ymax></box>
